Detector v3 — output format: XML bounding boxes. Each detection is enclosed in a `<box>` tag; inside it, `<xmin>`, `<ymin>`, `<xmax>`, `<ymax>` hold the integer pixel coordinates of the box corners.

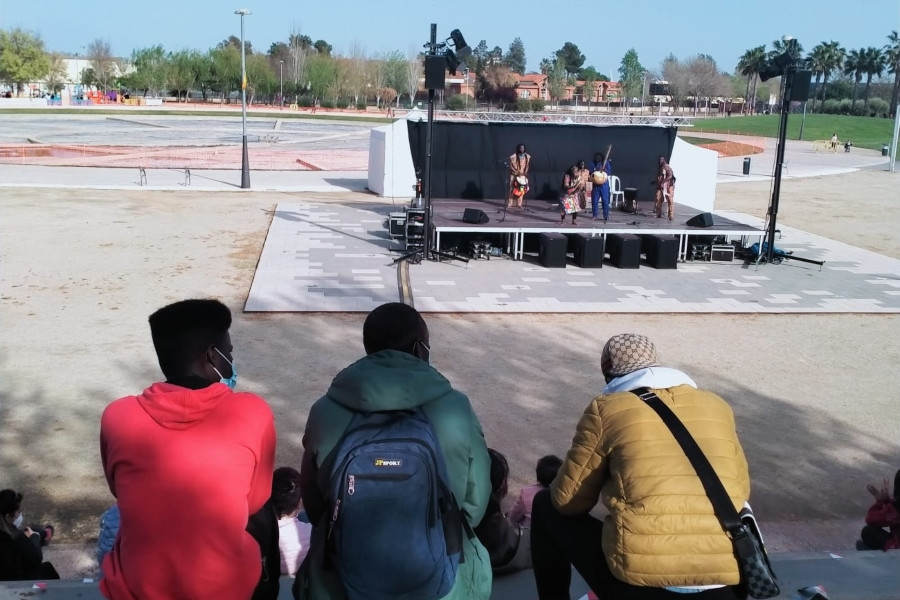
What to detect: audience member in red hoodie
<box><xmin>861</xmin><ymin>469</ymin><xmax>900</xmax><ymax>551</ymax></box>
<box><xmin>100</xmin><ymin>299</ymin><xmax>276</xmax><ymax>600</ymax></box>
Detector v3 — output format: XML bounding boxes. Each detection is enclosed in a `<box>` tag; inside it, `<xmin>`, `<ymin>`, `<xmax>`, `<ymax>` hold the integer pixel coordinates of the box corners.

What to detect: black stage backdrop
<box><xmin>407</xmin><ymin>121</ymin><xmax>677</xmax><ymax>201</ymax></box>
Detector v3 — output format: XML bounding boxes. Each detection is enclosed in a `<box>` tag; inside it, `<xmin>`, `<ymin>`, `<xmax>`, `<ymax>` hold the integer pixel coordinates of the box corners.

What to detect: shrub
<box><xmin>822</xmin><ymin>99</ymin><xmax>841</xmax><ymax>114</ymax></box>
<box><xmin>320</xmin><ymin>99</ymin><xmax>335</xmax><ymax>109</ymax></box>
<box><xmin>356</xmin><ymin>101</ymin><xmax>367</xmax><ymax>111</ymax></box>
<box><xmin>445</xmin><ymin>94</ymin><xmax>467</xmax><ymax>110</ymax></box>
<box><xmin>297</xmin><ymin>95</ymin><xmax>314</xmax><ymax>108</ymax></box>
<box><xmin>866</xmin><ymin>97</ymin><xmax>889</xmax><ymax>118</ymax></box>
<box><xmin>530</xmin><ymin>98</ymin><xmax>546</xmax><ymax>112</ymax></box>
<box><xmin>515</xmin><ymin>98</ymin><xmax>532</xmax><ymax>112</ymax></box>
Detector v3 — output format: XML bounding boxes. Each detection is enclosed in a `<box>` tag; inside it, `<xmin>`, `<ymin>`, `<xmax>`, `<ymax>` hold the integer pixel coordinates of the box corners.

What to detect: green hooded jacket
<box><xmin>293</xmin><ymin>350</ymin><xmax>492</xmax><ymax>600</ymax></box>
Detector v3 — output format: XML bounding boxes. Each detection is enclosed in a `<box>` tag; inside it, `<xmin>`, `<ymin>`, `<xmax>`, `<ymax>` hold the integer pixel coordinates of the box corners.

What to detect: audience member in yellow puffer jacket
<box><xmin>530</xmin><ymin>334</ymin><xmax>751</xmax><ymax>600</ymax></box>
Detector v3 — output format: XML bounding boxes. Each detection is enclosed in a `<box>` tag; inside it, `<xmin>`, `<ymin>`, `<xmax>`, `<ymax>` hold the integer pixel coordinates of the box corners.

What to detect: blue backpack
<box><xmin>323</xmin><ymin>408</ymin><xmax>464</xmax><ymax>600</ymax></box>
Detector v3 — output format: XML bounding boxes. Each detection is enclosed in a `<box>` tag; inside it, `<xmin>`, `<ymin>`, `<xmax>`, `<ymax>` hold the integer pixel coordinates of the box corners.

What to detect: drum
<box><xmin>592</xmin><ymin>171</ymin><xmax>608</xmax><ymax>186</ymax></box>
<box><xmin>513</xmin><ymin>175</ymin><xmax>529</xmax><ymax>197</ymax></box>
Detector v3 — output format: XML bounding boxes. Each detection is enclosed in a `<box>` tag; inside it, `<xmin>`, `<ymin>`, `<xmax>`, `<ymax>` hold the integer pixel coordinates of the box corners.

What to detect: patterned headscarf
<box><xmin>600</xmin><ymin>334</ymin><xmax>659</xmax><ymax>378</ymax></box>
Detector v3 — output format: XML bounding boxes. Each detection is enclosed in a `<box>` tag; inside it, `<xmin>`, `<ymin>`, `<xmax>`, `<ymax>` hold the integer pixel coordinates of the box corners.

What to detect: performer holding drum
<box><xmin>507</xmin><ymin>143</ymin><xmax>531</xmax><ymax>209</ymax></box>
<box><xmin>589</xmin><ymin>148</ymin><xmax>613</xmax><ymax>221</ymax></box>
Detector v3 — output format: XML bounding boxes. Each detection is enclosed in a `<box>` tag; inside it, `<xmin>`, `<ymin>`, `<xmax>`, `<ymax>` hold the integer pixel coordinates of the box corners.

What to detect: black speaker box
<box><xmin>606</xmin><ymin>233</ymin><xmax>641</xmax><ymax>269</ymax></box>
<box><xmin>573</xmin><ymin>233</ymin><xmax>604</xmax><ymax>268</ymax></box>
<box><xmin>539</xmin><ymin>232</ymin><xmax>567</xmax><ymax>268</ymax></box>
<box><xmin>791</xmin><ymin>70</ymin><xmax>812</xmax><ymax>102</ymax></box>
<box><xmin>424</xmin><ymin>55</ymin><xmax>446</xmax><ymax>90</ymax></box>
<box><xmin>462</xmin><ymin>208</ymin><xmax>489</xmax><ymax>224</ymax></box>
<box><xmin>686</xmin><ymin>212</ymin><xmax>714</xmax><ymax>228</ymax></box>
<box><xmin>639</xmin><ymin>234</ymin><xmax>679</xmax><ymax>269</ymax></box>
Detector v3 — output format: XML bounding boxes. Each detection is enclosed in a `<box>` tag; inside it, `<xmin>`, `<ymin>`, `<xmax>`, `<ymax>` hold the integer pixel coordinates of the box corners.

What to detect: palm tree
<box><xmin>737</xmin><ymin>45</ymin><xmax>766</xmax><ymax>113</ymax></box>
<box><xmin>844</xmin><ymin>49</ymin><xmax>864</xmax><ymax>109</ymax></box>
<box><xmin>807</xmin><ymin>44</ymin><xmax>828</xmax><ymax>111</ymax></box>
<box><xmin>770</xmin><ymin>38</ymin><xmax>804</xmax><ymax>62</ymax></box>
<box><xmin>814</xmin><ymin>41</ymin><xmax>845</xmax><ymax>110</ymax></box>
<box><xmin>861</xmin><ymin>47</ymin><xmax>886</xmax><ymax>111</ymax></box>
<box><xmin>885</xmin><ymin>30</ymin><xmax>900</xmax><ymax>117</ymax></box>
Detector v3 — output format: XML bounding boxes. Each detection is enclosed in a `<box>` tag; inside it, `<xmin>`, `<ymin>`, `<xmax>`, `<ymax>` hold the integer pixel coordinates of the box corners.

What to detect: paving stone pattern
<box><xmin>246</xmin><ymin>203</ymin><xmax>900</xmax><ymax>314</ymax></box>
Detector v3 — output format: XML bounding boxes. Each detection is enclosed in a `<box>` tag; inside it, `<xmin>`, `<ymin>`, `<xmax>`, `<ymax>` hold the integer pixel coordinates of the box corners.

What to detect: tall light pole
<box><xmin>235</xmin><ymin>8</ymin><xmax>251</xmax><ymax>189</ymax></box>
<box><xmin>279</xmin><ymin>60</ymin><xmax>284</xmax><ymax>108</ymax></box>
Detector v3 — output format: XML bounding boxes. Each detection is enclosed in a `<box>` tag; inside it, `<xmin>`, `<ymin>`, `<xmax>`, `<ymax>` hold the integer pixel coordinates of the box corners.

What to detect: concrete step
<box><xmin>1</xmin><ymin>550</ymin><xmax>897</xmax><ymax>600</ymax></box>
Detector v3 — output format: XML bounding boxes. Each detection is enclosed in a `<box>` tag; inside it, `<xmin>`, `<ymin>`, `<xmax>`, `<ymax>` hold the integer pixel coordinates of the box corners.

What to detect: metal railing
<box><xmin>400</xmin><ymin>109</ymin><xmax>694</xmax><ymax>127</ymax></box>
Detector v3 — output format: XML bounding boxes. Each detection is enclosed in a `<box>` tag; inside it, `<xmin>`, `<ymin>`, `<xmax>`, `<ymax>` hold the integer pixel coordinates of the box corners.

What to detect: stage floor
<box><xmin>244</xmin><ymin>200</ymin><xmax>900</xmax><ymax>314</ymax></box>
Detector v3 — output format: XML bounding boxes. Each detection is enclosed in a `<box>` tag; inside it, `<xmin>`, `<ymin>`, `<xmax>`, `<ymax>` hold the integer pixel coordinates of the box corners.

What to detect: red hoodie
<box><xmin>100</xmin><ymin>382</ymin><xmax>275</xmax><ymax>600</ymax></box>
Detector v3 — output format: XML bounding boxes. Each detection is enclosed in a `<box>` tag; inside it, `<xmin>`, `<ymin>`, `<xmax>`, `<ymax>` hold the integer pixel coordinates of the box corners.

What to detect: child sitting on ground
<box><xmin>474</xmin><ymin>448</ymin><xmax>531</xmax><ymax>574</ymax></box>
<box><xmin>272</xmin><ymin>467</ymin><xmax>312</xmax><ymax>576</ymax></box>
<box><xmin>861</xmin><ymin>469</ymin><xmax>900</xmax><ymax>551</ymax></box>
<box><xmin>508</xmin><ymin>455</ymin><xmax>563</xmax><ymax>528</ymax></box>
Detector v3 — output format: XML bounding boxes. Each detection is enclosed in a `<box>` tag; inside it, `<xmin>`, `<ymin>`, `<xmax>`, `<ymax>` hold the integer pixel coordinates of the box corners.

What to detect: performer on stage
<box><xmin>654</xmin><ymin>155</ymin><xmax>676</xmax><ymax>220</ymax></box>
<box><xmin>576</xmin><ymin>160</ymin><xmax>591</xmax><ymax>211</ymax></box>
<box><xmin>588</xmin><ymin>151</ymin><xmax>612</xmax><ymax>221</ymax></box>
<box><xmin>560</xmin><ymin>166</ymin><xmax>580</xmax><ymax>225</ymax></box>
<box><xmin>507</xmin><ymin>143</ymin><xmax>532</xmax><ymax>208</ymax></box>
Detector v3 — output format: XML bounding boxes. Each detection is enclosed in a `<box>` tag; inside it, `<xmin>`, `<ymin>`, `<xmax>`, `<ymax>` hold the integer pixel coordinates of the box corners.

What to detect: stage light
<box><xmin>449</xmin><ymin>29</ymin><xmax>471</xmax><ymax>61</ymax></box>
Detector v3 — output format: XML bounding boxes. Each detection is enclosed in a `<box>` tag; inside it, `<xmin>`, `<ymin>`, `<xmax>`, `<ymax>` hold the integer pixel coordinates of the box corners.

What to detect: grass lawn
<box><xmin>0</xmin><ymin>107</ymin><xmax>391</xmax><ymax>124</ymax></box>
<box><xmin>691</xmin><ymin>114</ymin><xmax>895</xmax><ymax>152</ymax></box>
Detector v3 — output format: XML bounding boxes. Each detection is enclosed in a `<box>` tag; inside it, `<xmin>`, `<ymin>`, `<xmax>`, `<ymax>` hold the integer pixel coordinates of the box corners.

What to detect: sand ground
<box><xmin>1</xmin><ymin>167</ymin><xmax>898</xmax><ymax>560</ymax></box>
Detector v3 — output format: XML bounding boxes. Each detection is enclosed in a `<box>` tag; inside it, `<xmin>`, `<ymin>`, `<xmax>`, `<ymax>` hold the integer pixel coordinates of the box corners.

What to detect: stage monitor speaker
<box><xmin>639</xmin><ymin>234</ymin><xmax>679</xmax><ymax>269</ymax></box>
<box><xmin>791</xmin><ymin>70</ymin><xmax>812</xmax><ymax>102</ymax></box>
<box><xmin>539</xmin><ymin>232</ymin><xmax>567</xmax><ymax>268</ymax></box>
<box><xmin>462</xmin><ymin>208</ymin><xmax>489</xmax><ymax>224</ymax></box>
<box><xmin>573</xmin><ymin>233</ymin><xmax>604</xmax><ymax>268</ymax></box>
<box><xmin>686</xmin><ymin>212</ymin><xmax>714</xmax><ymax>228</ymax></box>
<box><xmin>606</xmin><ymin>233</ymin><xmax>640</xmax><ymax>269</ymax></box>
<box><xmin>425</xmin><ymin>55</ymin><xmax>446</xmax><ymax>90</ymax></box>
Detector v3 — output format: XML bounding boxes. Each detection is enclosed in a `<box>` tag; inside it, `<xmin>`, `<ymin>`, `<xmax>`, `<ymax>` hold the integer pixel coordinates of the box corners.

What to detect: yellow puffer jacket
<box><xmin>550</xmin><ymin>384</ymin><xmax>750</xmax><ymax>588</ymax></box>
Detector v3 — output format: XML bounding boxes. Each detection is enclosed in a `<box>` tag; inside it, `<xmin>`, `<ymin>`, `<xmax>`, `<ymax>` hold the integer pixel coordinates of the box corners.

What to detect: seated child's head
<box><xmin>536</xmin><ymin>455</ymin><xmax>563</xmax><ymax>487</ymax></box>
<box><xmin>272</xmin><ymin>467</ymin><xmax>302</xmax><ymax>518</ymax></box>
<box><xmin>487</xmin><ymin>448</ymin><xmax>510</xmax><ymax>501</ymax></box>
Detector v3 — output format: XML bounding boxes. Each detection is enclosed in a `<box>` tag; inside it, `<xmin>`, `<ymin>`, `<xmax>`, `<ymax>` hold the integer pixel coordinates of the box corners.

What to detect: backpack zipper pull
<box><xmin>348</xmin><ymin>474</ymin><xmax>356</xmax><ymax>496</ymax></box>
<box><xmin>327</xmin><ymin>498</ymin><xmax>341</xmax><ymax>540</ymax></box>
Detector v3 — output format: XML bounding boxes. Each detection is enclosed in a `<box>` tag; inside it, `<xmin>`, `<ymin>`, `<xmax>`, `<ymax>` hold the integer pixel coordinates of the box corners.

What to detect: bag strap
<box><xmin>633</xmin><ymin>387</ymin><xmax>743</xmax><ymax>535</ymax></box>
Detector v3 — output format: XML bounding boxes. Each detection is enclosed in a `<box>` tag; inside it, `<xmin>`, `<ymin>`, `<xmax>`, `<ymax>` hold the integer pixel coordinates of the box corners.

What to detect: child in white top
<box><xmin>272</xmin><ymin>467</ymin><xmax>312</xmax><ymax>576</ymax></box>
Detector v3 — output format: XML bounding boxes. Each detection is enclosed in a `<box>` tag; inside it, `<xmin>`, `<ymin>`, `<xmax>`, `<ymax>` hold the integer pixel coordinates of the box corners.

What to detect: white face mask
<box><xmin>12</xmin><ymin>513</ymin><xmax>24</xmax><ymax>529</ymax></box>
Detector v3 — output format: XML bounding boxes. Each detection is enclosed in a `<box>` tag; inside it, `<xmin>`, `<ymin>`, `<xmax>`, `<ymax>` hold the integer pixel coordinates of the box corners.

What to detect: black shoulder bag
<box><xmin>633</xmin><ymin>387</ymin><xmax>780</xmax><ymax>599</ymax></box>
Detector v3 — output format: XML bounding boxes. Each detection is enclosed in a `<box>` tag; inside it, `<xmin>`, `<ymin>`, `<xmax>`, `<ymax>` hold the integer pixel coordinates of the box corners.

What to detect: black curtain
<box><xmin>407</xmin><ymin>121</ymin><xmax>676</xmax><ymax>201</ymax></box>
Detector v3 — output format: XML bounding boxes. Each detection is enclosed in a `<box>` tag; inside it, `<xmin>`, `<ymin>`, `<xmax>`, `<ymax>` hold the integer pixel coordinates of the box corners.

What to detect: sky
<box><xmin>2</xmin><ymin>0</ymin><xmax>898</xmax><ymax>77</ymax></box>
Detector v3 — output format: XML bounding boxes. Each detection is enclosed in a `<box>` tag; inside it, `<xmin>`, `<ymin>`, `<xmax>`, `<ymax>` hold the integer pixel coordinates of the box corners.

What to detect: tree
<box><xmin>812</xmin><ymin>41</ymin><xmax>846</xmax><ymax>110</ymax></box>
<box><xmin>368</xmin><ymin>53</ymin><xmax>386</xmax><ymax>107</ymax></box>
<box><xmin>306</xmin><ymin>52</ymin><xmax>338</xmax><ymax>101</ymax></box>
<box><xmin>44</xmin><ymin>53</ymin><xmax>67</xmax><ymax>94</ymax></box>
<box><xmin>377</xmin><ymin>86</ymin><xmax>397</xmax><ymax>107</ymax></box>
<box><xmin>555</xmin><ymin>42</ymin><xmax>585</xmax><ymax>78</ymax></box>
<box><xmin>770</xmin><ymin>38</ymin><xmax>804</xmax><ymax>61</ymax></box>
<box><xmin>661</xmin><ymin>54</ymin><xmax>689</xmax><ymax>112</ymax></box>
<box><xmin>737</xmin><ymin>45</ymin><xmax>767</xmax><ymax>111</ymax></box>
<box><xmin>503</xmin><ymin>38</ymin><xmax>526</xmax><ymax>74</ymax></box>
<box><xmin>886</xmin><ymin>31</ymin><xmax>900</xmax><ymax>117</ymax></box>
<box><xmin>684</xmin><ymin>54</ymin><xmax>725</xmax><ymax>115</ymax></box>
<box><xmin>806</xmin><ymin>43</ymin><xmax>828</xmax><ymax>110</ymax></box>
<box><xmin>478</xmin><ymin>64</ymin><xmax>517</xmax><ymax>108</ymax></box>
<box><xmin>618</xmin><ymin>48</ymin><xmax>645</xmax><ymax>110</ymax></box>
<box><xmin>219</xmin><ymin>35</ymin><xmax>252</xmax><ymax>55</ymax></box>
<box><xmin>288</xmin><ymin>28</ymin><xmax>312</xmax><ymax>96</ymax></box>
<box><xmin>268</xmin><ymin>42</ymin><xmax>290</xmax><ymax>64</ymax></box>
<box><xmin>580</xmin><ymin>66</ymin><xmax>600</xmax><ymax>106</ymax></box>
<box><xmin>86</xmin><ymin>38</ymin><xmax>116</xmax><ymax>92</ymax></box>
<box><xmin>843</xmin><ymin>48</ymin><xmax>864</xmax><ymax>108</ymax></box>
<box><xmin>130</xmin><ymin>45</ymin><xmax>169</xmax><ymax>96</ymax></box>
<box><xmin>313</xmin><ymin>40</ymin><xmax>332</xmax><ymax>55</ymax></box>
<box><xmin>0</xmin><ymin>28</ymin><xmax>51</xmax><ymax>95</ymax></box>
<box><xmin>246</xmin><ymin>52</ymin><xmax>276</xmax><ymax>104</ymax></box>
<box><xmin>405</xmin><ymin>45</ymin><xmax>423</xmax><ymax>106</ymax></box>
<box><xmin>168</xmin><ymin>50</ymin><xmax>204</xmax><ymax>102</ymax></box>
<box><xmin>346</xmin><ymin>41</ymin><xmax>368</xmax><ymax>105</ymax></box>
<box><xmin>547</xmin><ymin>57</ymin><xmax>568</xmax><ymax>105</ymax></box>
<box><xmin>383</xmin><ymin>50</ymin><xmax>406</xmax><ymax>105</ymax></box>
<box><xmin>861</xmin><ymin>47</ymin><xmax>885</xmax><ymax>111</ymax></box>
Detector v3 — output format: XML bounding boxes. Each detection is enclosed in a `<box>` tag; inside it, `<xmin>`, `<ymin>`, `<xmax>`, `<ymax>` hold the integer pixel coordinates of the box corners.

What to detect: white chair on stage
<box><xmin>609</xmin><ymin>175</ymin><xmax>625</xmax><ymax>208</ymax></box>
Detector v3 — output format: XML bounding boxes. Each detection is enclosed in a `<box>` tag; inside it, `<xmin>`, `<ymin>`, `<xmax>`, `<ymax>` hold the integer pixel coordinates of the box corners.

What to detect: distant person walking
<box><xmin>830</xmin><ymin>133</ymin><xmax>838</xmax><ymax>152</ymax></box>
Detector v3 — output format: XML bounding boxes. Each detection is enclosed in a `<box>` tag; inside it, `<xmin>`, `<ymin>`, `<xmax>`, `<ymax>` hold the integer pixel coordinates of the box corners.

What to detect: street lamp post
<box><xmin>235</xmin><ymin>8</ymin><xmax>251</xmax><ymax>189</ymax></box>
<box><xmin>279</xmin><ymin>60</ymin><xmax>284</xmax><ymax>108</ymax></box>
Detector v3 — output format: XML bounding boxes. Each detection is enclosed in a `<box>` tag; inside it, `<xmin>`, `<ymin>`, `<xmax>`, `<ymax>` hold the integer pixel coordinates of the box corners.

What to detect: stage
<box><xmin>428</xmin><ymin>197</ymin><xmax>764</xmax><ymax>261</ymax></box>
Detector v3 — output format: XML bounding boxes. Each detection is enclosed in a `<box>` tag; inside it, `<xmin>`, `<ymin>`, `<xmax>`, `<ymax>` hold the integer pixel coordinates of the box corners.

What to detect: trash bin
<box><xmin>883</xmin><ymin>144</ymin><xmax>890</xmax><ymax>157</ymax></box>
<box><xmin>742</xmin><ymin>157</ymin><xmax>751</xmax><ymax>175</ymax></box>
